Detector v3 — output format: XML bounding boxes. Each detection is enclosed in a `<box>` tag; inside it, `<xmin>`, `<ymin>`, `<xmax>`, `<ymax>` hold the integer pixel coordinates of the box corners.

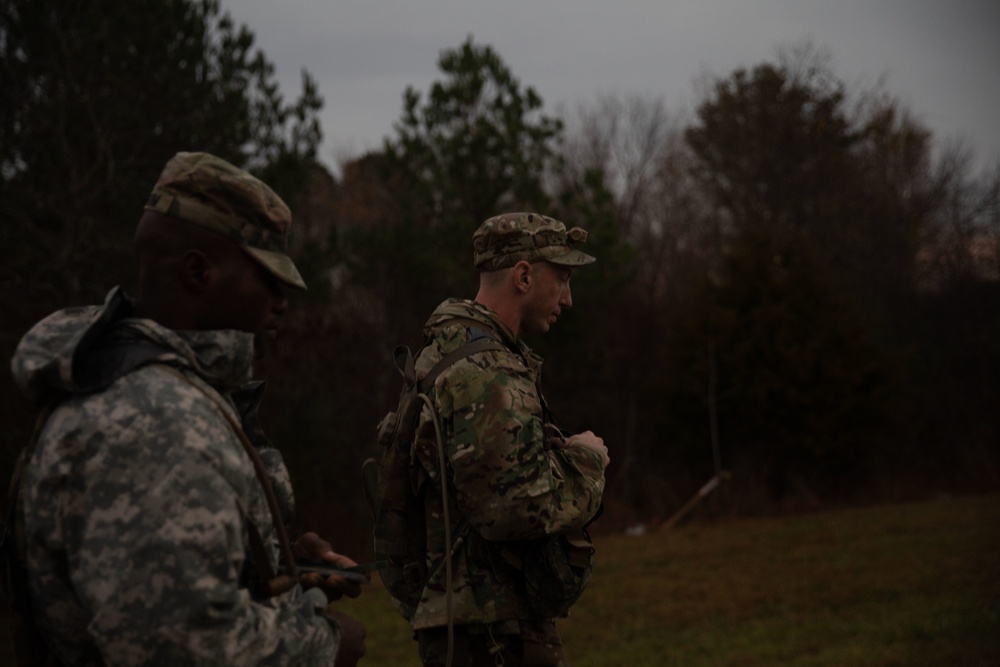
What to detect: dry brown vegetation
<box><xmin>344</xmin><ymin>493</ymin><xmax>1000</xmax><ymax>666</ymax></box>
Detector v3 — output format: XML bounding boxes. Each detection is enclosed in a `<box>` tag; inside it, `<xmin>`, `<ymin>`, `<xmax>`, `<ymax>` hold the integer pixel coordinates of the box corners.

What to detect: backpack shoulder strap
<box><xmin>417</xmin><ymin>315</ymin><xmax>510</xmax><ymax>393</ymax></box>
<box><xmin>418</xmin><ymin>338</ymin><xmax>506</xmax><ymax>394</ymax></box>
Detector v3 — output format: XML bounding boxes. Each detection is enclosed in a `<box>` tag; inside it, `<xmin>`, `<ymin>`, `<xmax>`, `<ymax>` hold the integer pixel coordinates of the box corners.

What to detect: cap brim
<box><xmin>547</xmin><ymin>249</ymin><xmax>596</xmax><ymax>267</ymax></box>
<box><xmin>244</xmin><ymin>246</ymin><xmax>308</xmax><ymax>290</ymax></box>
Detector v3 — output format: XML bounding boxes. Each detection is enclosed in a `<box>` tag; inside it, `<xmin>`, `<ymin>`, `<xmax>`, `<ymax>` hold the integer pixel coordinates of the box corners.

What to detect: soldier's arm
<box><xmin>47</xmin><ymin>373</ymin><xmax>341</xmax><ymax>666</ymax></box>
<box><xmin>436</xmin><ymin>357</ymin><xmax>606</xmax><ymax>541</ymax></box>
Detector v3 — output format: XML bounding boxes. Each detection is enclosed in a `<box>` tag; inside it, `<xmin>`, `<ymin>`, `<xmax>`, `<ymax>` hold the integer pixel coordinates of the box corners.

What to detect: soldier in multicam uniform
<box><xmin>408</xmin><ymin>213</ymin><xmax>610</xmax><ymax>666</ymax></box>
<box><xmin>10</xmin><ymin>152</ymin><xmax>366</xmax><ymax>666</ymax></box>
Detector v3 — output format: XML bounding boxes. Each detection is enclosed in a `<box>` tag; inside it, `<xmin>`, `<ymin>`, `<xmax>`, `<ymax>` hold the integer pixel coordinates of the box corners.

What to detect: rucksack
<box><xmin>364</xmin><ymin>328</ymin><xmax>598</xmax><ymax>621</ymax></box>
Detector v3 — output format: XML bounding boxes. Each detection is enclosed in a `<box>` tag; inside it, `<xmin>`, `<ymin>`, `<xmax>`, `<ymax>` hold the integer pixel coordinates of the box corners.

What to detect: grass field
<box><xmin>3</xmin><ymin>494</ymin><xmax>996</xmax><ymax>665</ymax></box>
<box><xmin>340</xmin><ymin>493</ymin><xmax>1000</xmax><ymax>666</ymax></box>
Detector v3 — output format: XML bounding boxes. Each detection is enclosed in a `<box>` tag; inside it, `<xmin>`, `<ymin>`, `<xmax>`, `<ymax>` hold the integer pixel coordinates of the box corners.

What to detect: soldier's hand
<box><xmin>293</xmin><ymin>532</ymin><xmax>366</xmax><ymax>599</ymax></box>
<box><xmin>561</xmin><ymin>430</ymin><xmax>610</xmax><ymax>468</ymax></box>
<box><xmin>326</xmin><ymin>610</ymin><xmax>367</xmax><ymax>667</ymax></box>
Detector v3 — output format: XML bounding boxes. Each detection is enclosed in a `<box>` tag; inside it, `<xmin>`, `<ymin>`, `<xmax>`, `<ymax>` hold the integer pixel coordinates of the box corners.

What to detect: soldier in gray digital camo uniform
<box><xmin>10</xmin><ymin>152</ymin><xmax>366</xmax><ymax>666</ymax></box>
<box><xmin>410</xmin><ymin>213</ymin><xmax>610</xmax><ymax>667</ymax></box>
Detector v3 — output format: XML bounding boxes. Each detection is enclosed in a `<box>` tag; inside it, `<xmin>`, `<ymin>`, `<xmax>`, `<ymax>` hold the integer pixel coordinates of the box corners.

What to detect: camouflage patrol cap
<box><xmin>144</xmin><ymin>151</ymin><xmax>307</xmax><ymax>289</ymax></box>
<box><xmin>473</xmin><ymin>212</ymin><xmax>596</xmax><ymax>271</ymax></box>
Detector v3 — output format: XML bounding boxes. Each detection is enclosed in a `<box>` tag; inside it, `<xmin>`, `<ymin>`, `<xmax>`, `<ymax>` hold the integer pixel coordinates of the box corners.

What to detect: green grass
<box><xmin>337</xmin><ymin>494</ymin><xmax>1000</xmax><ymax>666</ymax></box>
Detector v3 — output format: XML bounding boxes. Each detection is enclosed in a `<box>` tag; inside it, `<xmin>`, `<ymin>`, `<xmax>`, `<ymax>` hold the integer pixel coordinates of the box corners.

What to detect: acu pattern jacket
<box><xmin>10</xmin><ymin>287</ymin><xmax>339</xmax><ymax>666</ymax></box>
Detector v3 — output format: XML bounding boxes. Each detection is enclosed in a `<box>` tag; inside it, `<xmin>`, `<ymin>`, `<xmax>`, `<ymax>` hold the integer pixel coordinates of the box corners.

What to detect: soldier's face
<box><xmin>204</xmin><ymin>247</ymin><xmax>289</xmax><ymax>352</ymax></box>
<box><xmin>521</xmin><ymin>261</ymin><xmax>573</xmax><ymax>336</ymax></box>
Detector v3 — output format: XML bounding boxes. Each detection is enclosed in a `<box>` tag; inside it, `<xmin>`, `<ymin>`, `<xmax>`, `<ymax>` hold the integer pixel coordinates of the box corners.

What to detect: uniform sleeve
<box><xmin>26</xmin><ymin>372</ymin><xmax>339</xmax><ymax>666</ymax></box>
<box><xmin>427</xmin><ymin>353</ymin><xmax>605</xmax><ymax>541</ymax></box>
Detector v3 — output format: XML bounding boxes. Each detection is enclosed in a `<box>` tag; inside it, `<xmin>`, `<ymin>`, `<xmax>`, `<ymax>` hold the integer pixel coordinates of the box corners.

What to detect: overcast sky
<box><xmin>221</xmin><ymin>0</ymin><xmax>999</xmax><ymax>176</ymax></box>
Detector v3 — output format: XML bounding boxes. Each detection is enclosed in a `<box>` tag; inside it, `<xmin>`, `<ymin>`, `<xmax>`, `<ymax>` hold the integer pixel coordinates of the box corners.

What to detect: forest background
<box><xmin>2</xmin><ymin>0</ymin><xmax>997</xmax><ymax>555</ymax></box>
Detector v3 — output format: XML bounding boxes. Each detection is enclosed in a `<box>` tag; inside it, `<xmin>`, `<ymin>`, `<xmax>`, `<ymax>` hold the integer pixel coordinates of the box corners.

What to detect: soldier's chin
<box><xmin>253</xmin><ymin>331</ymin><xmax>279</xmax><ymax>359</ymax></box>
<box><xmin>524</xmin><ymin>320</ymin><xmax>551</xmax><ymax>337</ymax></box>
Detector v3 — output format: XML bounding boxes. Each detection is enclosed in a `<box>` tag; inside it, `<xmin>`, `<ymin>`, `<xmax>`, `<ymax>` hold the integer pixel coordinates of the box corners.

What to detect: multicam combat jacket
<box><xmin>10</xmin><ymin>287</ymin><xmax>339</xmax><ymax>666</ymax></box>
<box><xmin>409</xmin><ymin>298</ymin><xmax>606</xmax><ymax>630</ymax></box>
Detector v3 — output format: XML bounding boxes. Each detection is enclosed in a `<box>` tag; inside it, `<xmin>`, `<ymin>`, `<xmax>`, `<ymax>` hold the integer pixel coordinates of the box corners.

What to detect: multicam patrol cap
<box><xmin>144</xmin><ymin>151</ymin><xmax>307</xmax><ymax>289</ymax></box>
<box><xmin>473</xmin><ymin>212</ymin><xmax>597</xmax><ymax>271</ymax></box>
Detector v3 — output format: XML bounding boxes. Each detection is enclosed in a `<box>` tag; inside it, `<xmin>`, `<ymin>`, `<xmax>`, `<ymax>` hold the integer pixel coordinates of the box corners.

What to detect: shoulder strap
<box><xmin>418</xmin><ymin>339</ymin><xmax>506</xmax><ymax>394</ymax></box>
<box><xmin>417</xmin><ymin>315</ymin><xmax>510</xmax><ymax>394</ymax></box>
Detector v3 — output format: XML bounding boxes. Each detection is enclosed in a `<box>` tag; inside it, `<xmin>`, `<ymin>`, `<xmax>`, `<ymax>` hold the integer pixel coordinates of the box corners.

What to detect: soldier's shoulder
<box><xmin>44</xmin><ymin>363</ymin><xmax>228</xmax><ymax>447</ymax></box>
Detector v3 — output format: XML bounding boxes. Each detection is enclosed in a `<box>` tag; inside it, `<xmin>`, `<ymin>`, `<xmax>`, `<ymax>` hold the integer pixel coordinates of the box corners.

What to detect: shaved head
<box><xmin>478</xmin><ymin>266</ymin><xmax>511</xmax><ymax>291</ymax></box>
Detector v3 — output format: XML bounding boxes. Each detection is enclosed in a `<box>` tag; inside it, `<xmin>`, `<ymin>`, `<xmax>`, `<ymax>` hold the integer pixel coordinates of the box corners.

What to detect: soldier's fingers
<box><xmin>293</xmin><ymin>531</ymin><xmax>333</xmax><ymax>560</ymax></box>
<box><xmin>323</xmin><ymin>575</ymin><xmax>364</xmax><ymax>599</ymax></box>
<box><xmin>320</xmin><ymin>550</ymin><xmax>359</xmax><ymax>568</ymax></box>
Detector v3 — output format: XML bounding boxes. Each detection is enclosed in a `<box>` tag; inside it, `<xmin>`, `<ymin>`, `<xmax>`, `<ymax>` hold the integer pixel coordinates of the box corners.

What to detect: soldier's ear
<box><xmin>180</xmin><ymin>249</ymin><xmax>212</xmax><ymax>294</ymax></box>
<box><xmin>512</xmin><ymin>261</ymin><xmax>532</xmax><ymax>294</ymax></box>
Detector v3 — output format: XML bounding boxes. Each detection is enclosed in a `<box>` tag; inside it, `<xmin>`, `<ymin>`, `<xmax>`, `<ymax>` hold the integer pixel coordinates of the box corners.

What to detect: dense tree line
<box><xmin>2</xmin><ymin>3</ymin><xmax>997</xmax><ymax>552</ymax></box>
